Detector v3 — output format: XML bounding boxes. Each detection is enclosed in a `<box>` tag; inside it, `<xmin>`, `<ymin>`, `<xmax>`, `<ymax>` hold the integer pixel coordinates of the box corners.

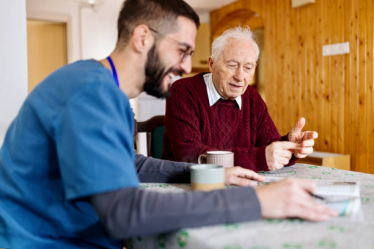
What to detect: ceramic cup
<box><xmin>190</xmin><ymin>164</ymin><xmax>225</xmax><ymax>191</ymax></box>
<box><xmin>198</xmin><ymin>151</ymin><xmax>234</xmax><ymax>168</ymax></box>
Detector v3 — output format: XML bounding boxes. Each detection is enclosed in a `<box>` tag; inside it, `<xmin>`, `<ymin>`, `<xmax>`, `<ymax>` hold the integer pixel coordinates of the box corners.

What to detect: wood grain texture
<box><xmin>211</xmin><ymin>0</ymin><xmax>374</xmax><ymax>173</ymax></box>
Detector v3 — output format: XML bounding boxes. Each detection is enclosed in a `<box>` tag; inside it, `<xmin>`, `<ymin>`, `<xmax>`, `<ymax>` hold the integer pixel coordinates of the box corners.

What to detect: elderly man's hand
<box><xmin>256</xmin><ymin>178</ymin><xmax>339</xmax><ymax>221</ymax></box>
<box><xmin>265</xmin><ymin>141</ymin><xmax>301</xmax><ymax>171</ymax></box>
<box><xmin>288</xmin><ymin>117</ymin><xmax>318</xmax><ymax>158</ymax></box>
<box><xmin>224</xmin><ymin>167</ymin><xmax>265</xmax><ymax>187</ymax></box>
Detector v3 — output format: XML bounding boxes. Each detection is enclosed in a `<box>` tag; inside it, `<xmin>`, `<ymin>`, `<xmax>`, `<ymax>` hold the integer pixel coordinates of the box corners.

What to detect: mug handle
<box><xmin>198</xmin><ymin>154</ymin><xmax>207</xmax><ymax>164</ymax></box>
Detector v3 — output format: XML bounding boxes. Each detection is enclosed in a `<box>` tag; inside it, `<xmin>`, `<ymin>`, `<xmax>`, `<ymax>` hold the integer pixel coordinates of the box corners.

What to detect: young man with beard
<box><xmin>0</xmin><ymin>0</ymin><xmax>337</xmax><ymax>248</ymax></box>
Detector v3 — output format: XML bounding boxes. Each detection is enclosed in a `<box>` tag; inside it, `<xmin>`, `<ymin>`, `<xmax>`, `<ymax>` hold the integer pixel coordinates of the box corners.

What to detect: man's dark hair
<box><xmin>117</xmin><ymin>0</ymin><xmax>200</xmax><ymax>47</ymax></box>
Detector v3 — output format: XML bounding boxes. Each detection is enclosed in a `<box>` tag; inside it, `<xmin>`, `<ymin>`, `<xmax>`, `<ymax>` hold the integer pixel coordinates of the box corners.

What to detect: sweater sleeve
<box><xmin>135</xmin><ymin>153</ymin><xmax>192</xmax><ymax>183</ymax></box>
<box><xmin>90</xmin><ymin>186</ymin><xmax>262</xmax><ymax>239</ymax></box>
<box><xmin>231</xmin><ymin>92</ymin><xmax>297</xmax><ymax>171</ymax></box>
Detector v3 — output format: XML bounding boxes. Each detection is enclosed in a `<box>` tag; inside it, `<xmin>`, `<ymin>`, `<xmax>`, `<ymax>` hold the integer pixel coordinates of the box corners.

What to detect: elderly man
<box><xmin>162</xmin><ymin>26</ymin><xmax>317</xmax><ymax>172</ymax></box>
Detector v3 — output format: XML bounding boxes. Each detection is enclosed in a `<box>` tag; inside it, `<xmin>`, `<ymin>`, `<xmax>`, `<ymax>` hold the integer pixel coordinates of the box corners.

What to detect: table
<box><xmin>129</xmin><ymin>164</ymin><xmax>374</xmax><ymax>249</ymax></box>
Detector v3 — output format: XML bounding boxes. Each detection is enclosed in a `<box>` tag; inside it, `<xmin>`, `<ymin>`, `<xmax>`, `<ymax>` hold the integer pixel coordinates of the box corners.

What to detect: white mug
<box><xmin>198</xmin><ymin>151</ymin><xmax>234</xmax><ymax>168</ymax></box>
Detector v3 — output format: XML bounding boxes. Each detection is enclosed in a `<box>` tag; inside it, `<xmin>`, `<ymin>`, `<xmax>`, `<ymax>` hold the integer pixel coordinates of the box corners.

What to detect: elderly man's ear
<box><xmin>208</xmin><ymin>57</ymin><xmax>214</xmax><ymax>73</ymax></box>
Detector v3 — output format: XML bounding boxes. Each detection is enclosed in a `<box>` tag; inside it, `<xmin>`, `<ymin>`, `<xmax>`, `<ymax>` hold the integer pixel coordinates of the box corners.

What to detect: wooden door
<box><xmin>27</xmin><ymin>20</ymin><xmax>67</xmax><ymax>93</ymax></box>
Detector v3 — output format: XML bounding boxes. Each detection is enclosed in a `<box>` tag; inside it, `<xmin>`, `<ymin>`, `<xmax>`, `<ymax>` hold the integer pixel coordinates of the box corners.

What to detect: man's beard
<box><xmin>144</xmin><ymin>44</ymin><xmax>182</xmax><ymax>99</ymax></box>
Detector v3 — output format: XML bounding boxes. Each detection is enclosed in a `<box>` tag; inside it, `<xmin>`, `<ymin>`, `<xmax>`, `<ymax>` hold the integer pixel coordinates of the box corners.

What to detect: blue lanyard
<box><xmin>107</xmin><ymin>56</ymin><xmax>119</xmax><ymax>88</ymax></box>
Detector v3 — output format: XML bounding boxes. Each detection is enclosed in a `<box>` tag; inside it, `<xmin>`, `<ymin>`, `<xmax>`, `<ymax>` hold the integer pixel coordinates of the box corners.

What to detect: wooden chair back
<box><xmin>136</xmin><ymin>115</ymin><xmax>165</xmax><ymax>158</ymax></box>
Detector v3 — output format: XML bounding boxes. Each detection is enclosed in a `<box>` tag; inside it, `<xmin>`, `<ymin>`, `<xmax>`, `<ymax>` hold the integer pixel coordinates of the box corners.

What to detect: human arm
<box><xmin>91</xmin><ymin>178</ymin><xmax>338</xmax><ymax>240</ymax></box>
<box><xmin>90</xmin><ymin>186</ymin><xmax>261</xmax><ymax>239</ymax></box>
<box><xmin>135</xmin><ymin>153</ymin><xmax>191</xmax><ymax>183</ymax></box>
<box><xmin>135</xmin><ymin>153</ymin><xmax>265</xmax><ymax>186</ymax></box>
<box><xmin>223</xmin><ymin>90</ymin><xmax>299</xmax><ymax>171</ymax></box>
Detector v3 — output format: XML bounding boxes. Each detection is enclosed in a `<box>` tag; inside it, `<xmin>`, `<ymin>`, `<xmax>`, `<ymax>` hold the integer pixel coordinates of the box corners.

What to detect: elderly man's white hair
<box><xmin>211</xmin><ymin>26</ymin><xmax>260</xmax><ymax>61</ymax></box>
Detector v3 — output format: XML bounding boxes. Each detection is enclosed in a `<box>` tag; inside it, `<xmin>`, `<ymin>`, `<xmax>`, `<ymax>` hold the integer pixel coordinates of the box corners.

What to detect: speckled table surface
<box><xmin>129</xmin><ymin>164</ymin><xmax>374</xmax><ymax>249</ymax></box>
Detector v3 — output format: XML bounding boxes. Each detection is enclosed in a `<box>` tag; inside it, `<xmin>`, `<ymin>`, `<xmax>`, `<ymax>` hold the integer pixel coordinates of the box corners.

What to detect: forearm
<box><xmin>91</xmin><ymin>187</ymin><xmax>262</xmax><ymax>239</ymax></box>
<box><xmin>135</xmin><ymin>154</ymin><xmax>192</xmax><ymax>183</ymax></box>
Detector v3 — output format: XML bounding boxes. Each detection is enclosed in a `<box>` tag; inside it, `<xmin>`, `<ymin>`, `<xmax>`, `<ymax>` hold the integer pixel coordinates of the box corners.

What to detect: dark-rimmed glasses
<box><xmin>149</xmin><ymin>27</ymin><xmax>194</xmax><ymax>62</ymax></box>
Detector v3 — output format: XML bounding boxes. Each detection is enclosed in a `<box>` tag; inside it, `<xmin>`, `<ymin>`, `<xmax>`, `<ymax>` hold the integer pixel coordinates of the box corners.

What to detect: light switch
<box><xmin>322</xmin><ymin>42</ymin><xmax>350</xmax><ymax>57</ymax></box>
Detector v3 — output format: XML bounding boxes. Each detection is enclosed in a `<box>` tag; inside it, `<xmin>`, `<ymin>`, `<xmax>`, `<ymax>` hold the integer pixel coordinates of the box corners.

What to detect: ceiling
<box><xmin>184</xmin><ymin>0</ymin><xmax>237</xmax><ymax>11</ymax></box>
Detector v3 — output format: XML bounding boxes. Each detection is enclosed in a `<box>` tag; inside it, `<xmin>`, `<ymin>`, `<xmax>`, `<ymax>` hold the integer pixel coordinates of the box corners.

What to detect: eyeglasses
<box><xmin>149</xmin><ymin>27</ymin><xmax>194</xmax><ymax>62</ymax></box>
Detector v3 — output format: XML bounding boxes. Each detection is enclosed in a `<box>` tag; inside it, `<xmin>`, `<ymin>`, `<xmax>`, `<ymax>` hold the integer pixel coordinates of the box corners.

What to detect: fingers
<box><xmin>266</xmin><ymin>142</ymin><xmax>297</xmax><ymax>171</ymax></box>
<box><xmin>277</xmin><ymin>156</ymin><xmax>290</xmax><ymax>165</ymax></box>
<box><xmin>301</xmin><ymin>139</ymin><xmax>314</xmax><ymax>147</ymax></box>
<box><xmin>279</xmin><ymin>141</ymin><xmax>302</xmax><ymax>150</ymax></box>
<box><xmin>292</xmin><ymin>117</ymin><xmax>306</xmax><ymax>133</ymax></box>
<box><xmin>227</xmin><ymin>175</ymin><xmax>253</xmax><ymax>187</ymax></box>
<box><xmin>300</xmin><ymin>146</ymin><xmax>314</xmax><ymax>154</ymax></box>
<box><xmin>294</xmin><ymin>138</ymin><xmax>315</xmax><ymax>158</ymax></box>
<box><xmin>279</xmin><ymin>149</ymin><xmax>293</xmax><ymax>159</ymax></box>
<box><xmin>225</xmin><ymin>167</ymin><xmax>266</xmax><ymax>186</ymax></box>
<box><xmin>287</xmin><ymin>200</ymin><xmax>338</xmax><ymax>221</ymax></box>
<box><xmin>287</xmin><ymin>185</ymin><xmax>338</xmax><ymax>221</ymax></box>
<box><xmin>268</xmin><ymin>162</ymin><xmax>284</xmax><ymax>171</ymax></box>
<box><xmin>303</xmin><ymin>131</ymin><xmax>318</xmax><ymax>140</ymax></box>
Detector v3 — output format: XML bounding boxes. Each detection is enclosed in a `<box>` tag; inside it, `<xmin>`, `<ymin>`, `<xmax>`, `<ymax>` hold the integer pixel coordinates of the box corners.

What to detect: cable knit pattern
<box><xmin>162</xmin><ymin>73</ymin><xmax>297</xmax><ymax>172</ymax></box>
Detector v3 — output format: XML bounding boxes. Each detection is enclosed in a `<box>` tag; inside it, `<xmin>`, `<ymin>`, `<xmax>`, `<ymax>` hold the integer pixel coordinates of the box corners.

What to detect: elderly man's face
<box><xmin>209</xmin><ymin>38</ymin><xmax>257</xmax><ymax>100</ymax></box>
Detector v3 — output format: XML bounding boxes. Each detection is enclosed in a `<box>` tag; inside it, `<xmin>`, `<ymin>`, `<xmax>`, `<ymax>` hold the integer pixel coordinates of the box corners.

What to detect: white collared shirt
<box><xmin>203</xmin><ymin>73</ymin><xmax>242</xmax><ymax>109</ymax></box>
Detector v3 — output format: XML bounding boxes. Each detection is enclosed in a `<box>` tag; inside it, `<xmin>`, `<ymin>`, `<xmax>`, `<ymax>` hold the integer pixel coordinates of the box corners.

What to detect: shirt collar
<box><xmin>203</xmin><ymin>73</ymin><xmax>242</xmax><ymax>109</ymax></box>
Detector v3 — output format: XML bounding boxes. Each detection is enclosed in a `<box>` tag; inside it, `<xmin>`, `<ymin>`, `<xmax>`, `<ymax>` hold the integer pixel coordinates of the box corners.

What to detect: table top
<box><xmin>130</xmin><ymin>164</ymin><xmax>374</xmax><ymax>249</ymax></box>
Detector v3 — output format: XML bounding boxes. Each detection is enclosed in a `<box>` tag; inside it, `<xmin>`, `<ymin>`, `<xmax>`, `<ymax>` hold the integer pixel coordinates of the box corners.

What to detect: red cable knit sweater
<box><xmin>162</xmin><ymin>73</ymin><xmax>296</xmax><ymax>171</ymax></box>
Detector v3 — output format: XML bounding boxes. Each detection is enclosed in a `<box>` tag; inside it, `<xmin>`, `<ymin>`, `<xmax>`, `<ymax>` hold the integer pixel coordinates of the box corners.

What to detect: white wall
<box><xmin>81</xmin><ymin>0</ymin><xmax>123</xmax><ymax>60</ymax></box>
<box><xmin>0</xmin><ymin>0</ymin><xmax>28</xmax><ymax>144</ymax></box>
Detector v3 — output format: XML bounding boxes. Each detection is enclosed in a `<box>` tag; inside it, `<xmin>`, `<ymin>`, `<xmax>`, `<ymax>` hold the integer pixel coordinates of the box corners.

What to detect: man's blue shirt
<box><xmin>0</xmin><ymin>60</ymin><xmax>139</xmax><ymax>248</ymax></box>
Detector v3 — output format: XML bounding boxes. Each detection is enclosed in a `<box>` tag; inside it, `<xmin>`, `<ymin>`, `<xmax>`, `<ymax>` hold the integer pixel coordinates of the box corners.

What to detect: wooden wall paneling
<box><xmin>350</xmin><ymin>0</ymin><xmax>359</xmax><ymax>172</ymax></box>
<box><xmin>330</xmin><ymin>0</ymin><xmax>338</xmax><ymax>155</ymax></box>
<box><xmin>343</xmin><ymin>0</ymin><xmax>352</xmax><ymax>169</ymax></box>
<box><xmin>293</xmin><ymin>7</ymin><xmax>300</xmax><ymax>127</ymax></box>
<box><xmin>325</xmin><ymin>0</ymin><xmax>333</xmax><ymax>154</ymax></box>
<box><xmin>320</xmin><ymin>0</ymin><xmax>330</xmax><ymax>153</ymax></box>
<box><xmin>264</xmin><ymin>0</ymin><xmax>275</xmax><ymax>128</ymax></box>
<box><xmin>330</xmin><ymin>0</ymin><xmax>344</xmax><ymax>155</ymax></box>
<box><xmin>366</xmin><ymin>0</ymin><xmax>374</xmax><ymax>173</ymax></box>
<box><xmin>210</xmin><ymin>0</ymin><xmax>374</xmax><ymax>173</ymax></box>
<box><xmin>307</xmin><ymin>3</ymin><xmax>316</xmax><ymax>138</ymax></box>
<box><xmin>315</xmin><ymin>0</ymin><xmax>325</xmax><ymax>152</ymax></box>
<box><xmin>274</xmin><ymin>0</ymin><xmax>285</xmax><ymax>133</ymax></box>
<box><xmin>298</xmin><ymin>6</ymin><xmax>307</xmax><ymax>128</ymax></box>
<box><xmin>336</xmin><ymin>0</ymin><xmax>345</xmax><ymax>155</ymax></box>
<box><xmin>283</xmin><ymin>0</ymin><xmax>292</xmax><ymax>134</ymax></box>
<box><xmin>284</xmin><ymin>2</ymin><xmax>293</xmax><ymax>134</ymax></box>
<box><xmin>358</xmin><ymin>0</ymin><xmax>368</xmax><ymax>172</ymax></box>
